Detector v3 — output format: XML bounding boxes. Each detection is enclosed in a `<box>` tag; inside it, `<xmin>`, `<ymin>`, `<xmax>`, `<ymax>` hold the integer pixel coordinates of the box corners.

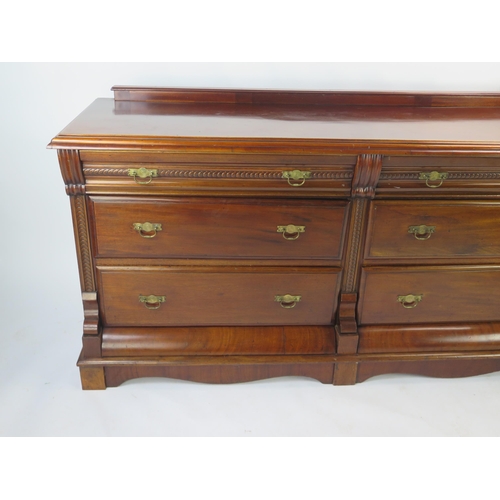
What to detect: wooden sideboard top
<box><xmin>48</xmin><ymin>87</ymin><xmax>500</xmax><ymax>154</ymax></box>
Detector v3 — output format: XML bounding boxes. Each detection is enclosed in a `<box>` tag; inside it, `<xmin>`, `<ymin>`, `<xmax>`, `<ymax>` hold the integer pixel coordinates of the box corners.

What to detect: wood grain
<box><xmin>102</xmin><ymin>326</ymin><xmax>336</xmax><ymax>356</ymax></box>
<box><xmin>357</xmin><ymin>358</ymin><xmax>500</xmax><ymax>383</ymax></box>
<box><xmin>52</xmin><ymin>87</ymin><xmax>500</xmax><ymax>388</ymax></box>
<box><xmin>47</xmin><ymin>90</ymin><xmax>500</xmax><ymax>153</ymax></box>
<box><xmin>83</xmin><ymin>163</ymin><xmax>353</xmax><ymax>198</ymax></box>
<box><xmin>79</xmin><ymin>366</ymin><xmax>106</xmax><ymax>390</ymax></box>
<box><xmin>92</xmin><ymin>197</ymin><xmax>348</xmax><ymax>259</ymax></box>
<box><xmin>98</xmin><ymin>266</ymin><xmax>341</xmax><ymax>327</ymax></box>
<box><xmin>365</xmin><ymin>201</ymin><xmax>500</xmax><ymax>261</ymax></box>
<box><xmin>111</xmin><ymin>86</ymin><xmax>500</xmax><ymax>107</ymax></box>
<box><xmin>104</xmin><ymin>363</ymin><xmax>334</xmax><ymax>387</ymax></box>
<box><xmin>358</xmin><ymin>321</ymin><xmax>500</xmax><ymax>353</ymax></box>
<box><xmin>359</xmin><ymin>266</ymin><xmax>500</xmax><ymax>325</ymax></box>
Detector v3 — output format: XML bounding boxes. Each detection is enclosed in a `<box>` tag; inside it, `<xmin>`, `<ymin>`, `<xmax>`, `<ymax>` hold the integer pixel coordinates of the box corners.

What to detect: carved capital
<box><xmin>352</xmin><ymin>154</ymin><xmax>383</xmax><ymax>198</ymax></box>
<box><xmin>58</xmin><ymin>150</ymin><xmax>84</xmax><ymax>189</ymax></box>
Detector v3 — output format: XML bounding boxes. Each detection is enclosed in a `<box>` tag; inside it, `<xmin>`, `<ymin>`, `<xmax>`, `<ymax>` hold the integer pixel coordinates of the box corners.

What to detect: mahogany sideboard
<box><xmin>48</xmin><ymin>86</ymin><xmax>500</xmax><ymax>389</ymax></box>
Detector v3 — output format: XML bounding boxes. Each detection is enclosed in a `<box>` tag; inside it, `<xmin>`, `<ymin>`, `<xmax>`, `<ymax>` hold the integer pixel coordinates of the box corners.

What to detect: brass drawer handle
<box><xmin>397</xmin><ymin>294</ymin><xmax>423</xmax><ymax>309</ymax></box>
<box><xmin>408</xmin><ymin>224</ymin><xmax>436</xmax><ymax>240</ymax></box>
<box><xmin>419</xmin><ymin>171</ymin><xmax>448</xmax><ymax>188</ymax></box>
<box><xmin>275</xmin><ymin>294</ymin><xmax>301</xmax><ymax>309</ymax></box>
<box><xmin>277</xmin><ymin>224</ymin><xmax>306</xmax><ymax>240</ymax></box>
<box><xmin>282</xmin><ymin>170</ymin><xmax>311</xmax><ymax>187</ymax></box>
<box><xmin>133</xmin><ymin>222</ymin><xmax>163</xmax><ymax>238</ymax></box>
<box><xmin>139</xmin><ymin>294</ymin><xmax>166</xmax><ymax>310</ymax></box>
<box><xmin>127</xmin><ymin>167</ymin><xmax>158</xmax><ymax>185</ymax></box>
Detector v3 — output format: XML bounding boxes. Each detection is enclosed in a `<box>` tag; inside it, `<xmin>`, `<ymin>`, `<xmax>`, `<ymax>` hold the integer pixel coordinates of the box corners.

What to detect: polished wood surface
<box><xmin>378</xmin><ymin>156</ymin><xmax>500</xmax><ymax>198</ymax></box>
<box><xmin>102</xmin><ymin>326</ymin><xmax>336</xmax><ymax>356</ymax></box>
<box><xmin>358</xmin><ymin>322</ymin><xmax>500</xmax><ymax>353</ymax></box>
<box><xmin>48</xmin><ymin>89</ymin><xmax>500</xmax><ymax>153</ymax></box>
<box><xmin>104</xmin><ymin>363</ymin><xmax>335</xmax><ymax>386</ymax></box>
<box><xmin>365</xmin><ymin>201</ymin><xmax>500</xmax><ymax>261</ymax></box>
<box><xmin>83</xmin><ymin>163</ymin><xmax>353</xmax><ymax>198</ymax></box>
<box><xmin>92</xmin><ymin>197</ymin><xmax>348</xmax><ymax>259</ymax></box>
<box><xmin>98</xmin><ymin>266</ymin><xmax>341</xmax><ymax>326</ymax></box>
<box><xmin>359</xmin><ymin>266</ymin><xmax>500</xmax><ymax>325</ymax></box>
<box><xmin>51</xmin><ymin>87</ymin><xmax>500</xmax><ymax>388</ymax></box>
<box><xmin>112</xmin><ymin>86</ymin><xmax>500</xmax><ymax>107</ymax></box>
<box><xmin>356</xmin><ymin>358</ymin><xmax>500</xmax><ymax>384</ymax></box>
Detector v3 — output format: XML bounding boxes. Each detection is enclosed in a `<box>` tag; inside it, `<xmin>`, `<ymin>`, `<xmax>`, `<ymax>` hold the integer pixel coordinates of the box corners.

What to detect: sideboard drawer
<box><xmin>358</xmin><ymin>266</ymin><xmax>500</xmax><ymax>325</ymax></box>
<box><xmin>377</xmin><ymin>157</ymin><xmax>500</xmax><ymax>197</ymax></box>
<box><xmin>98</xmin><ymin>267</ymin><xmax>341</xmax><ymax>326</ymax></box>
<box><xmin>365</xmin><ymin>201</ymin><xmax>500</xmax><ymax>261</ymax></box>
<box><xmin>83</xmin><ymin>162</ymin><xmax>354</xmax><ymax>197</ymax></box>
<box><xmin>92</xmin><ymin>197</ymin><xmax>347</xmax><ymax>259</ymax></box>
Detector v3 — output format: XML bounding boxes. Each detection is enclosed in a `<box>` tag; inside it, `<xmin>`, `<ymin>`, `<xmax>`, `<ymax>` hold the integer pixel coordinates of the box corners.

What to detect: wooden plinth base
<box><xmin>77</xmin><ymin>351</ymin><xmax>500</xmax><ymax>389</ymax></box>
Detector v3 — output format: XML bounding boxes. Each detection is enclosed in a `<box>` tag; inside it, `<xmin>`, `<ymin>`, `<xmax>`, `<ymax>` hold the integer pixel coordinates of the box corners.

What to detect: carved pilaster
<box><xmin>58</xmin><ymin>149</ymin><xmax>101</xmax><ymax>365</ymax></box>
<box><xmin>343</xmin><ymin>154</ymin><xmax>382</xmax><ymax>291</ymax></box>
<box><xmin>70</xmin><ymin>195</ymin><xmax>95</xmax><ymax>292</ymax></box>
<box><xmin>343</xmin><ymin>198</ymin><xmax>368</xmax><ymax>294</ymax></box>
<box><xmin>337</xmin><ymin>155</ymin><xmax>382</xmax><ymax>356</ymax></box>
<box><xmin>57</xmin><ymin>149</ymin><xmax>95</xmax><ymax>292</ymax></box>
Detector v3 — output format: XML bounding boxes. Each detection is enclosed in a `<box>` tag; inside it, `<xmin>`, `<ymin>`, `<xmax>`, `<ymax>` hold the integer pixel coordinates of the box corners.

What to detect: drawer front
<box><xmin>92</xmin><ymin>197</ymin><xmax>347</xmax><ymax>259</ymax></box>
<box><xmin>377</xmin><ymin>157</ymin><xmax>500</xmax><ymax>197</ymax></box>
<box><xmin>83</xmin><ymin>161</ymin><xmax>354</xmax><ymax>197</ymax></box>
<box><xmin>98</xmin><ymin>267</ymin><xmax>341</xmax><ymax>326</ymax></box>
<box><xmin>359</xmin><ymin>266</ymin><xmax>500</xmax><ymax>325</ymax></box>
<box><xmin>365</xmin><ymin>201</ymin><xmax>500</xmax><ymax>261</ymax></box>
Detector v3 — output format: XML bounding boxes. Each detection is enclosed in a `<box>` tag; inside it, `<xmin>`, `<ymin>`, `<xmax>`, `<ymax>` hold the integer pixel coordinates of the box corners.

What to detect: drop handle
<box><xmin>397</xmin><ymin>294</ymin><xmax>423</xmax><ymax>309</ymax></box>
<box><xmin>275</xmin><ymin>294</ymin><xmax>301</xmax><ymax>309</ymax></box>
<box><xmin>139</xmin><ymin>294</ymin><xmax>166</xmax><ymax>310</ymax></box>
<box><xmin>282</xmin><ymin>169</ymin><xmax>311</xmax><ymax>187</ymax></box>
<box><xmin>133</xmin><ymin>222</ymin><xmax>163</xmax><ymax>238</ymax></box>
<box><xmin>277</xmin><ymin>224</ymin><xmax>305</xmax><ymax>240</ymax></box>
<box><xmin>419</xmin><ymin>171</ymin><xmax>448</xmax><ymax>188</ymax></box>
<box><xmin>127</xmin><ymin>167</ymin><xmax>158</xmax><ymax>185</ymax></box>
<box><xmin>408</xmin><ymin>225</ymin><xmax>435</xmax><ymax>240</ymax></box>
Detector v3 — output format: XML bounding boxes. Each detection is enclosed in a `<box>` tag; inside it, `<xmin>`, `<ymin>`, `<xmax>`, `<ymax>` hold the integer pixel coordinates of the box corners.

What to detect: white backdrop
<box><xmin>1</xmin><ymin>63</ymin><xmax>500</xmax><ymax>439</ymax></box>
